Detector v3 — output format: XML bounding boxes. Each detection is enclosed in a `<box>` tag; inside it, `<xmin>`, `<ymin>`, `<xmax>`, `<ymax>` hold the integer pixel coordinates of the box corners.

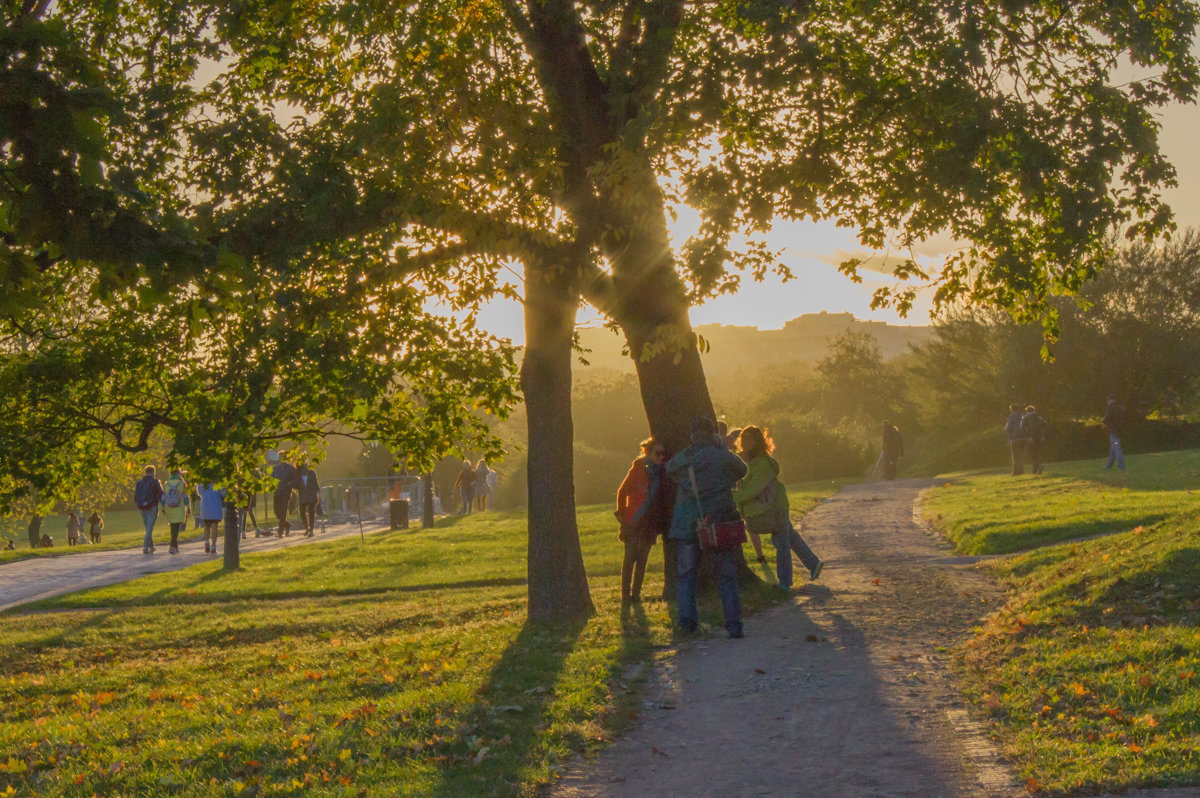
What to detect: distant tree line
<box><xmin>477</xmin><ymin>231</ymin><xmax>1200</xmax><ymax>507</ymax></box>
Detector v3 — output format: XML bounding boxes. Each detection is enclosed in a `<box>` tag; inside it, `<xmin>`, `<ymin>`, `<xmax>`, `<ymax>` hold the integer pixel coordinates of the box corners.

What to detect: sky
<box><xmin>473</xmin><ymin>45</ymin><xmax>1200</xmax><ymax>345</ymax></box>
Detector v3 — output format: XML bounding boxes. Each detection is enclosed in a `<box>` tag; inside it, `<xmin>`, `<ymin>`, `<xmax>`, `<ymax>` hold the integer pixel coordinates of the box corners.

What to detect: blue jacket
<box><xmin>198</xmin><ymin>484</ymin><xmax>227</xmax><ymax>522</ymax></box>
<box><xmin>666</xmin><ymin>439</ymin><xmax>748</xmax><ymax>541</ymax></box>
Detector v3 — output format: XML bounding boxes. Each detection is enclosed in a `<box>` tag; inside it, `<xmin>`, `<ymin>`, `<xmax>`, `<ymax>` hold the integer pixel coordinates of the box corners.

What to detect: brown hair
<box><xmin>640</xmin><ymin>437</ymin><xmax>659</xmax><ymax>455</ymax></box>
<box><xmin>737</xmin><ymin>425</ymin><xmax>775</xmax><ymax>459</ymax></box>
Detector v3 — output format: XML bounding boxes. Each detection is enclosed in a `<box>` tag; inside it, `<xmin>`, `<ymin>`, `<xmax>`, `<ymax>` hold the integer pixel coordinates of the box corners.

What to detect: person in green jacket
<box><xmin>732</xmin><ymin>426</ymin><xmax>824</xmax><ymax>590</ymax></box>
<box><xmin>161</xmin><ymin>469</ymin><xmax>192</xmax><ymax>554</ymax></box>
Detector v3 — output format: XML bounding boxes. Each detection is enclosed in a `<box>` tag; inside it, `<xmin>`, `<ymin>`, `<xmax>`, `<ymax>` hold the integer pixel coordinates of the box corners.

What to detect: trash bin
<box><xmin>389</xmin><ymin>499</ymin><xmax>409</xmax><ymax>530</ymax></box>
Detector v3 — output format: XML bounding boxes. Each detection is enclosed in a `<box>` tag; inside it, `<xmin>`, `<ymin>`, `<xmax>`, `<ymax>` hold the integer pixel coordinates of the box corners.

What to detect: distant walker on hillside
<box><xmin>1103</xmin><ymin>395</ymin><xmax>1128</xmax><ymax>471</ymax></box>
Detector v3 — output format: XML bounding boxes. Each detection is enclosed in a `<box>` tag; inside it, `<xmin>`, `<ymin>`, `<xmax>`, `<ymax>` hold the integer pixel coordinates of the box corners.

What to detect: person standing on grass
<box><xmin>474</xmin><ymin>460</ymin><xmax>492</xmax><ymax>511</ymax></box>
<box><xmin>1022</xmin><ymin>406</ymin><xmax>1049</xmax><ymax>475</ymax></box>
<box><xmin>667</xmin><ymin>416</ymin><xmax>749</xmax><ymax>639</ymax></box>
<box><xmin>615</xmin><ymin>437</ymin><xmax>670</xmax><ymax>604</ymax></box>
<box><xmin>454</xmin><ymin>460</ymin><xmax>476</xmax><ymax>516</ymax></box>
<box><xmin>133</xmin><ymin>465</ymin><xmax>163</xmax><ymax>554</ymax></box>
<box><xmin>272</xmin><ymin>452</ymin><xmax>301</xmax><ymax>536</ymax></box>
<box><xmin>66</xmin><ymin>512</ymin><xmax>81</xmax><ymax>546</ymax></box>
<box><xmin>296</xmin><ymin>461</ymin><xmax>321</xmax><ymax>537</ymax></box>
<box><xmin>87</xmin><ymin>511</ymin><xmax>103</xmax><ymax>543</ymax></box>
<box><xmin>162</xmin><ymin>469</ymin><xmax>190</xmax><ymax>554</ymax></box>
<box><xmin>199</xmin><ymin>482</ymin><xmax>226</xmax><ymax>554</ymax></box>
<box><xmin>734</xmin><ymin>426</ymin><xmax>824</xmax><ymax>591</ymax></box>
<box><xmin>1004</xmin><ymin>404</ymin><xmax>1027</xmax><ymax>476</ymax></box>
<box><xmin>1103</xmin><ymin>395</ymin><xmax>1128</xmax><ymax>471</ymax></box>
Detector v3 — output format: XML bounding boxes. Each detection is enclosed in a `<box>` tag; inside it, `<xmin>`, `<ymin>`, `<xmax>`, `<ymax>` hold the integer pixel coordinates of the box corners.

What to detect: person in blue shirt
<box><xmin>666</xmin><ymin>416</ymin><xmax>749</xmax><ymax>638</ymax></box>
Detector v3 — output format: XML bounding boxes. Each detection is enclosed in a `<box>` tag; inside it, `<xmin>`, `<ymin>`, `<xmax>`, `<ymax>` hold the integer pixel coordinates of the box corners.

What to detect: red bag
<box><xmin>695</xmin><ymin>516</ymin><xmax>747</xmax><ymax>552</ymax></box>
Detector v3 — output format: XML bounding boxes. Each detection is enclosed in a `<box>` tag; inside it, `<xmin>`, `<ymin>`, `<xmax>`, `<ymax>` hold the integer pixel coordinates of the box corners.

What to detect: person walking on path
<box><xmin>198</xmin><ymin>483</ymin><xmax>226</xmax><ymax>554</ymax></box>
<box><xmin>615</xmin><ymin>437</ymin><xmax>671</xmax><ymax>604</ymax></box>
<box><xmin>296</xmin><ymin>462</ymin><xmax>321</xmax><ymax>537</ymax></box>
<box><xmin>133</xmin><ymin>466</ymin><xmax>163</xmax><ymax>554</ymax></box>
<box><xmin>666</xmin><ymin>416</ymin><xmax>748</xmax><ymax>639</ymax></box>
<box><xmin>733</xmin><ymin>426</ymin><xmax>823</xmax><ymax>591</ymax></box>
<box><xmin>1004</xmin><ymin>404</ymin><xmax>1027</xmax><ymax>476</ymax></box>
<box><xmin>1021</xmin><ymin>405</ymin><xmax>1050</xmax><ymax>475</ymax></box>
<box><xmin>87</xmin><ymin>511</ymin><xmax>103</xmax><ymax>543</ymax></box>
<box><xmin>271</xmin><ymin>453</ymin><xmax>301</xmax><ymax>536</ymax></box>
<box><xmin>1103</xmin><ymin>395</ymin><xmax>1128</xmax><ymax>470</ymax></box>
<box><xmin>881</xmin><ymin>420</ymin><xmax>904</xmax><ymax>480</ymax></box>
<box><xmin>454</xmin><ymin>461</ymin><xmax>476</xmax><ymax>516</ymax></box>
<box><xmin>161</xmin><ymin>469</ymin><xmax>191</xmax><ymax>554</ymax></box>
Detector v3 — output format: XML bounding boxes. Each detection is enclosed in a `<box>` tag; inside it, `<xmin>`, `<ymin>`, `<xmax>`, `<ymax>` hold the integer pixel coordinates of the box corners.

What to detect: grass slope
<box><xmin>0</xmin><ymin>509</ymin><xmax>156</xmax><ymax>563</ymax></box>
<box><xmin>0</xmin><ymin>483</ymin><xmax>837</xmax><ymax>797</ymax></box>
<box><xmin>922</xmin><ymin>452</ymin><xmax>1200</xmax><ymax>794</ymax></box>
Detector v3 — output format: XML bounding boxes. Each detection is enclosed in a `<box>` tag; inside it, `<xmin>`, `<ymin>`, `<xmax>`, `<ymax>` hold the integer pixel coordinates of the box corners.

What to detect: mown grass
<box><xmin>921</xmin><ymin>449</ymin><xmax>1200</xmax><ymax>555</ymax></box>
<box><xmin>922</xmin><ymin>451</ymin><xmax>1200</xmax><ymax>794</ymax></box>
<box><xmin>0</xmin><ymin>483</ymin><xmax>837</xmax><ymax>797</ymax></box>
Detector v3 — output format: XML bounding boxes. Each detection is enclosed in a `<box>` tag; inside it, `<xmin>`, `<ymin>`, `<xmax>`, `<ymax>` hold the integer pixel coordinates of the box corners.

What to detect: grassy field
<box><xmin>922</xmin><ymin>451</ymin><xmax>1200</xmax><ymax>794</ymax></box>
<box><xmin>0</xmin><ymin>495</ymin><xmax>288</xmax><ymax>563</ymax></box>
<box><xmin>0</xmin><ymin>482</ymin><xmax>838</xmax><ymax>797</ymax></box>
<box><xmin>0</xmin><ymin>509</ymin><xmax>151</xmax><ymax>562</ymax></box>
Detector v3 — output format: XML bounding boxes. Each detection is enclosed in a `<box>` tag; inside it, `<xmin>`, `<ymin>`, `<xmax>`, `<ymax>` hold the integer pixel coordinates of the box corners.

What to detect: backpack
<box><xmin>134</xmin><ymin>478</ymin><xmax>157</xmax><ymax>509</ymax></box>
<box><xmin>164</xmin><ymin>480</ymin><xmax>183</xmax><ymax>508</ymax></box>
<box><xmin>1022</xmin><ymin>413</ymin><xmax>1045</xmax><ymax>440</ymax></box>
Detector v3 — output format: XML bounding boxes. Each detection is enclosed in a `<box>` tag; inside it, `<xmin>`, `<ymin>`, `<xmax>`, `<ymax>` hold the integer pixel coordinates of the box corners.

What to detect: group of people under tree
<box><xmin>128</xmin><ymin>452</ymin><xmax>322</xmax><ymax>555</ymax></box>
<box><xmin>616</xmin><ymin>417</ymin><xmax>824</xmax><ymax>638</ymax></box>
<box><xmin>453</xmin><ymin>459</ymin><xmax>496</xmax><ymax>516</ymax></box>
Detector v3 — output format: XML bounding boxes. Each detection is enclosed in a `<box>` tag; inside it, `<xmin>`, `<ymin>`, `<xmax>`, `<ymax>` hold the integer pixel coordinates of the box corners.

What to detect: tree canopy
<box><xmin>3</xmin><ymin>0</ymin><xmax>1198</xmax><ymax>617</ymax></box>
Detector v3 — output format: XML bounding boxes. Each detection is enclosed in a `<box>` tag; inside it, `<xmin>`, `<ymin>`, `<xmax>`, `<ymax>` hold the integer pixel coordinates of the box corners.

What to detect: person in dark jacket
<box><xmin>1022</xmin><ymin>405</ymin><xmax>1049</xmax><ymax>474</ymax></box>
<box><xmin>133</xmin><ymin>466</ymin><xmax>164</xmax><ymax>554</ymax></box>
<box><xmin>272</xmin><ymin>453</ymin><xmax>301</xmax><ymax>536</ymax></box>
<box><xmin>666</xmin><ymin>416</ymin><xmax>749</xmax><ymax>638</ymax></box>
<box><xmin>1004</xmin><ymin>404</ymin><xmax>1027</xmax><ymax>476</ymax></box>
<box><xmin>296</xmin><ymin>462</ymin><xmax>322</xmax><ymax>537</ymax></box>
<box><xmin>1103</xmin><ymin>395</ymin><xmax>1127</xmax><ymax>470</ymax></box>
<box><xmin>615</xmin><ymin>437</ymin><xmax>670</xmax><ymax>604</ymax></box>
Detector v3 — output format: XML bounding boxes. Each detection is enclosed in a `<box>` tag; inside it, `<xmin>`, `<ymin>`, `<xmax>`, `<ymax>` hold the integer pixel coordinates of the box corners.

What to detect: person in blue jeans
<box><xmin>132</xmin><ymin>466</ymin><xmax>163</xmax><ymax>554</ymax></box>
<box><xmin>666</xmin><ymin>416</ymin><xmax>749</xmax><ymax>638</ymax></box>
<box><xmin>733</xmin><ymin>426</ymin><xmax>823</xmax><ymax>590</ymax></box>
<box><xmin>1103</xmin><ymin>395</ymin><xmax>1127</xmax><ymax>470</ymax></box>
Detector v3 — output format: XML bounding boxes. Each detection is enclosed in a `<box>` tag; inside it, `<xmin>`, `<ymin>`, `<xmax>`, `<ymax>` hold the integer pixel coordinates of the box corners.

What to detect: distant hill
<box><xmin>575</xmin><ymin>312</ymin><xmax>932</xmax><ymax>377</ymax></box>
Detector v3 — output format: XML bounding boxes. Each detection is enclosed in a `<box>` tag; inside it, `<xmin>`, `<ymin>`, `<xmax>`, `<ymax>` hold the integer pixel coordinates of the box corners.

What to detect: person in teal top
<box><xmin>733</xmin><ymin>426</ymin><xmax>824</xmax><ymax>590</ymax></box>
<box><xmin>666</xmin><ymin>416</ymin><xmax>748</xmax><ymax>638</ymax></box>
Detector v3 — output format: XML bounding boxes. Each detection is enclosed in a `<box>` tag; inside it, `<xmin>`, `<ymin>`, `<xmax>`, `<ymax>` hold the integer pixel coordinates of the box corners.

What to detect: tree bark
<box><xmin>223</xmin><ymin>500</ymin><xmax>240</xmax><ymax>571</ymax></box>
<box><xmin>524</xmin><ymin>263</ymin><xmax>594</xmax><ymax>623</ymax></box>
<box><xmin>27</xmin><ymin>514</ymin><xmax>41</xmax><ymax>549</ymax></box>
<box><xmin>421</xmin><ymin>473</ymin><xmax>435</xmax><ymax>528</ymax></box>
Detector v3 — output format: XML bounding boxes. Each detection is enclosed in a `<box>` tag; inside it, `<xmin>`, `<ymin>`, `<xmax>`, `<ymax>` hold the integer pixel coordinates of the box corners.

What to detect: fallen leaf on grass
<box><xmin>1025</xmin><ymin>776</ymin><xmax>1040</xmax><ymax>793</ymax></box>
<box><xmin>870</xmin><ymin>578</ymin><xmax>882</xmax><ymax>586</ymax></box>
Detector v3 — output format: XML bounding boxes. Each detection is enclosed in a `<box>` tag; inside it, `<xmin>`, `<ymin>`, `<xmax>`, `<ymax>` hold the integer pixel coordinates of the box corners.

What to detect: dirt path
<box><xmin>0</xmin><ymin>520</ymin><xmax>386</xmax><ymax>612</ymax></box>
<box><xmin>553</xmin><ymin>478</ymin><xmax>1020</xmax><ymax>798</ymax></box>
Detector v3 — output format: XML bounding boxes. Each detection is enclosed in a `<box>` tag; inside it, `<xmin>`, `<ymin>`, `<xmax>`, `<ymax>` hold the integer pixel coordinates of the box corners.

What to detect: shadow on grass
<box><xmin>427</xmin><ymin>618</ymin><xmax>589</xmax><ymax>798</ymax></box>
<box><xmin>971</xmin><ymin>514</ymin><xmax>1175</xmax><ymax>556</ymax></box>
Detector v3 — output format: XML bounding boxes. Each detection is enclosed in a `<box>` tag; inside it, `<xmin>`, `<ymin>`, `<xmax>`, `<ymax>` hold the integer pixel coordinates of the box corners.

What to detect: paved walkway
<box><xmin>0</xmin><ymin>520</ymin><xmax>387</xmax><ymax>612</ymax></box>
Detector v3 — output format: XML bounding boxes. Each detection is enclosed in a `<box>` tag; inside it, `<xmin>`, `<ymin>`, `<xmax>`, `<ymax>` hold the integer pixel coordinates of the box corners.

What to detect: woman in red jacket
<box><xmin>615</xmin><ymin>438</ymin><xmax>670</xmax><ymax>604</ymax></box>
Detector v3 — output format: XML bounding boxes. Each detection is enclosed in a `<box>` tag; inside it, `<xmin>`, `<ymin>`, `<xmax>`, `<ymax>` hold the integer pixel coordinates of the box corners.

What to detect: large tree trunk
<box><xmin>524</xmin><ymin>264</ymin><xmax>594</xmax><ymax>623</ymax></box>
<box><xmin>27</xmin><ymin>514</ymin><xmax>42</xmax><ymax>548</ymax></box>
<box><xmin>608</xmin><ymin>209</ymin><xmax>759</xmax><ymax>595</ymax></box>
